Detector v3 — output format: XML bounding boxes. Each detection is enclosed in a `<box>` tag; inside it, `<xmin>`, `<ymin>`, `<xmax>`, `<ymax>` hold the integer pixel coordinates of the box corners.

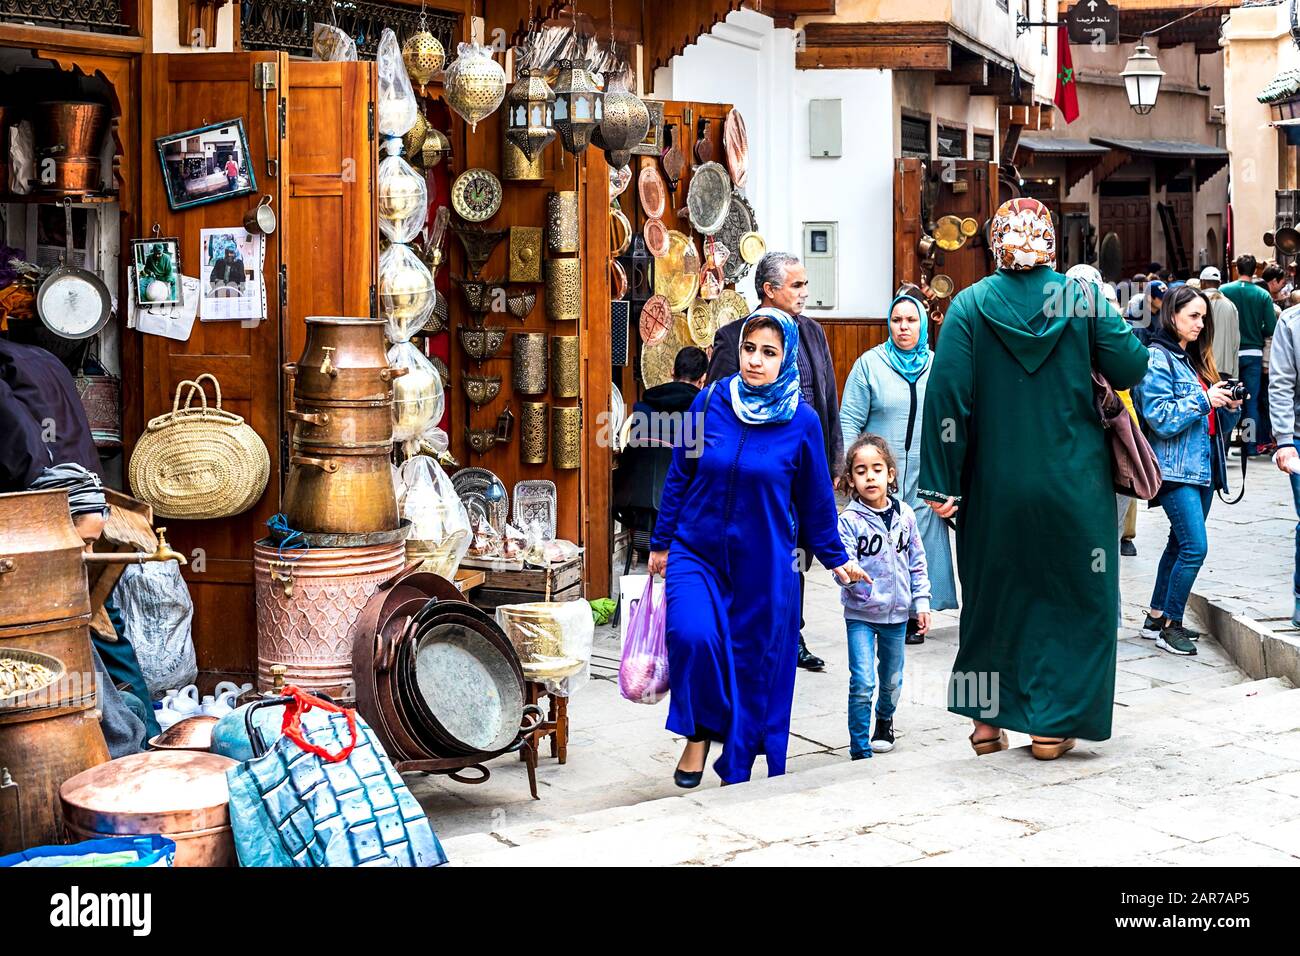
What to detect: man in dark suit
<box><xmin>707</xmin><ymin>252</ymin><xmax>842</xmax><ymax>671</ymax></box>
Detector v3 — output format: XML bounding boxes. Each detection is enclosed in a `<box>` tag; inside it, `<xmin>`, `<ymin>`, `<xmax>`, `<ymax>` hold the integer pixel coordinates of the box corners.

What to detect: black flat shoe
<box><xmin>797</xmin><ymin>640</ymin><xmax>825</xmax><ymax>671</ymax></box>
<box><xmin>674</xmin><ymin>740</ymin><xmax>711</xmax><ymax>789</ymax></box>
<box><xmin>1120</xmin><ymin>539</ymin><xmax>1137</xmax><ymax>557</ymax></box>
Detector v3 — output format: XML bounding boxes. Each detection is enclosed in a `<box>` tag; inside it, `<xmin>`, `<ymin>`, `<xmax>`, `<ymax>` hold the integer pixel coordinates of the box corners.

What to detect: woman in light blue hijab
<box><xmin>646</xmin><ymin>307</ymin><xmax>867</xmax><ymax>787</ymax></box>
<box><xmin>840</xmin><ymin>293</ymin><xmax>958</xmax><ymax>623</ymax></box>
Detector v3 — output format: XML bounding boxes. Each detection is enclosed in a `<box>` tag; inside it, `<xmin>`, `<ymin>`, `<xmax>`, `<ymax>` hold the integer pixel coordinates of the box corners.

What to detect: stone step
<box><xmin>441</xmin><ymin>687</ymin><xmax>1300</xmax><ymax>866</ymax></box>
<box><xmin>1114</xmin><ymin>676</ymin><xmax>1293</xmax><ymax>718</ymax></box>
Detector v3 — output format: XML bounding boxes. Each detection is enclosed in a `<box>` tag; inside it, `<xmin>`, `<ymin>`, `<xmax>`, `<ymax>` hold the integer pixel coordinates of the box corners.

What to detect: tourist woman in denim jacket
<box><xmin>1135</xmin><ymin>285</ymin><xmax>1242</xmax><ymax>656</ymax></box>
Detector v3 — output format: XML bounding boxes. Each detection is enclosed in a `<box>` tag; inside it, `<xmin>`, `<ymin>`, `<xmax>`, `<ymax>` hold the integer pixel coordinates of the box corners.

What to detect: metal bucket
<box><xmin>253</xmin><ymin>539</ymin><xmax>406</xmax><ymax>696</ymax></box>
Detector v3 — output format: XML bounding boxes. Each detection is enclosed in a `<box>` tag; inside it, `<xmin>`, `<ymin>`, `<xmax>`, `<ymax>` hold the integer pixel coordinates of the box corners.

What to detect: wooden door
<box><xmin>1099</xmin><ymin>183</ymin><xmax>1152</xmax><ymax>280</ymax></box>
<box><xmin>281</xmin><ymin>59</ymin><xmax>378</xmax><ymax>433</ymax></box>
<box><xmin>141</xmin><ymin>51</ymin><xmax>286</xmax><ymax>681</ymax></box>
<box><xmin>931</xmin><ymin>160</ymin><xmax>998</xmax><ymax>301</ymax></box>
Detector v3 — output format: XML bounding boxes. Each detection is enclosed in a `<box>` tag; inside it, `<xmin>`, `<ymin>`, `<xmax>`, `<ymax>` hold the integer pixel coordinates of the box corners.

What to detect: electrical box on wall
<box><xmin>802</xmin><ymin>222</ymin><xmax>837</xmax><ymax>310</ymax></box>
<box><xmin>809</xmin><ymin>99</ymin><xmax>842</xmax><ymax>158</ymax></box>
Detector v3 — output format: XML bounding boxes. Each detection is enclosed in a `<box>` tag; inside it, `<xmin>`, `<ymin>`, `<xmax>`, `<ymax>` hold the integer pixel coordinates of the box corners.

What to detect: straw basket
<box><xmin>129</xmin><ymin>374</ymin><xmax>270</xmax><ymax>519</ymax></box>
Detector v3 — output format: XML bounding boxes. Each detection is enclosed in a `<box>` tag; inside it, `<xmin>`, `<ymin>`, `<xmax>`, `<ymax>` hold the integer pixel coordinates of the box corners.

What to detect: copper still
<box><xmin>60</xmin><ymin>750</ymin><xmax>238</xmax><ymax>867</ymax></box>
<box><xmin>32</xmin><ymin>102</ymin><xmax>109</xmax><ymax>195</ymax></box>
<box><xmin>286</xmin><ymin>316</ymin><xmax>402</xmax><ymax>405</ymax></box>
<box><xmin>0</xmin><ymin>488</ymin><xmax>92</xmax><ymax>627</ymax></box>
<box><xmin>289</xmin><ymin>398</ymin><xmax>393</xmax><ymax>450</ymax></box>
<box><xmin>284</xmin><ymin>449</ymin><xmax>399</xmax><ymax>533</ymax></box>
<box><xmin>254</xmin><ymin>538</ymin><xmax>406</xmax><ymax>695</ymax></box>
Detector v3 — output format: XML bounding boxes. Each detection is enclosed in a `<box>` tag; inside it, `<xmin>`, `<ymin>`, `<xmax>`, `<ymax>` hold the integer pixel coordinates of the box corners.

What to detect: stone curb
<box><xmin>1188</xmin><ymin>590</ymin><xmax>1300</xmax><ymax>687</ymax></box>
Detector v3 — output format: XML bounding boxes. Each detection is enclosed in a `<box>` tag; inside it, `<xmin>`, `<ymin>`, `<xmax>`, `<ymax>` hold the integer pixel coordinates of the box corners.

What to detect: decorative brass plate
<box><xmin>508</xmin><ymin>226</ymin><xmax>543</xmax><ymax>283</ymax></box>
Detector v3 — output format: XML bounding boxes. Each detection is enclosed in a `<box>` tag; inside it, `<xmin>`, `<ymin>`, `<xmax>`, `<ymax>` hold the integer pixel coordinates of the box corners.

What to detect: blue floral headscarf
<box><xmin>729</xmin><ymin>307</ymin><xmax>801</xmax><ymax>425</ymax></box>
<box><xmin>881</xmin><ymin>293</ymin><xmax>930</xmax><ymax>382</ymax></box>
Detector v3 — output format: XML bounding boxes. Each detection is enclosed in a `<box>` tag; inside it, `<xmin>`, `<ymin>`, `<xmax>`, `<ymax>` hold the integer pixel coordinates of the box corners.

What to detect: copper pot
<box><xmin>33</xmin><ymin>102</ymin><xmax>109</xmax><ymax>160</ymax></box>
<box><xmin>0</xmin><ymin>489</ymin><xmax>91</xmax><ymax>628</ymax></box>
<box><xmin>34</xmin><ymin>158</ymin><xmax>102</xmax><ymax>195</ymax></box>
<box><xmin>283</xmin><ymin>449</ymin><xmax>399</xmax><ymax>534</ymax></box>
<box><xmin>287</xmin><ymin>317</ymin><xmax>403</xmax><ymax>405</ymax></box>
<box><xmin>0</xmin><ymin>614</ymin><xmax>97</xmax><ymax>710</ymax></box>
<box><xmin>254</xmin><ymin>539</ymin><xmax>406</xmax><ymax>694</ymax></box>
<box><xmin>60</xmin><ymin>750</ymin><xmax>238</xmax><ymax>867</ymax></box>
<box><xmin>289</xmin><ymin>398</ymin><xmax>393</xmax><ymax>450</ymax></box>
<box><xmin>0</xmin><ymin>708</ymin><xmax>108</xmax><ymax>854</ymax></box>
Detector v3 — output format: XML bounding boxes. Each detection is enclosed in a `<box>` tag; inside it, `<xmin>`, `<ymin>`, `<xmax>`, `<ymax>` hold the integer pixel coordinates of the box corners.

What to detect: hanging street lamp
<box><xmin>505</xmin><ymin>67</ymin><xmax>556</xmax><ymax>161</ymax></box>
<box><xmin>552</xmin><ymin>59</ymin><xmax>604</xmax><ymax>156</ymax></box>
<box><xmin>1121</xmin><ymin>40</ymin><xmax>1164</xmax><ymax>115</ymax></box>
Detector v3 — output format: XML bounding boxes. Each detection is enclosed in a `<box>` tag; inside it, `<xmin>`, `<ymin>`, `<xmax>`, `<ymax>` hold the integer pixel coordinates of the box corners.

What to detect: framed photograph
<box><xmin>631</xmin><ymin>100</ymin><xmax>665</xmax><ymax>157</ymax></box>
<box><xmin>155</xmin><ymin>118</ymin><xmax>257</xmax><ymax>211</ymax></box>
<box><xmin>130</xmin><ymin>237</ymin><xmax>182</xmax><ymax>306</ymax></box>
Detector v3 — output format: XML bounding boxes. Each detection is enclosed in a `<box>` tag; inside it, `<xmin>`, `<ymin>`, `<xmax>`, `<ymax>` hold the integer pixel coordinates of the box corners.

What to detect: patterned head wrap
<box><xmin>729</xmin><ymin>307</ymin><xmax>801</xmax><ymax>425</ymax></box>
<box><xmin>990</xmin><ymin>198</ymin><xmax>1056</xmax><ymax>271</ymax></box>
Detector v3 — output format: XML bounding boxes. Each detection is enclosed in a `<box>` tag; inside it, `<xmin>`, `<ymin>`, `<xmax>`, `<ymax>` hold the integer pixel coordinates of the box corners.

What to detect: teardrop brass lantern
<box><xmin>594</xmin><ymin>70</ymin><xmax>649</xmax><ymax>171</ymax></box>
<box><xmin>551</xmin><ymin>59</ymin><xmax>604</xmax><ymax>156</ymax></box>
<box><xmin>402</xmin><ymin>112</ymin><xmax>430</xmax><ymax>166</ymax></box>
<box><xmin>505</xmin><ymin>67</ymin><xmax>555</xmax><ymax>161</ymax></box>
<box><xmin>422</xmin><ymin>127</ymin><xmax>451</xmax><ymax>168</ymax></box>
<box><xmin>444</xmin><ymin>41</ymin><xmax>506</xmax><ymax>133</ymax></box>
<box><xmin>402</xmin><ymin>28</ymin><xmax>445</xmax><ymax>96</ymax></box>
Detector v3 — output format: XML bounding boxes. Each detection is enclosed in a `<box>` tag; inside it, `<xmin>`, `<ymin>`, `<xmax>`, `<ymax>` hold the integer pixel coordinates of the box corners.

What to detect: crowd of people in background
<box><xmin>633</xmin><ymin>199</ymin><xmax>1300</xmax><ymax>790</ymax></box>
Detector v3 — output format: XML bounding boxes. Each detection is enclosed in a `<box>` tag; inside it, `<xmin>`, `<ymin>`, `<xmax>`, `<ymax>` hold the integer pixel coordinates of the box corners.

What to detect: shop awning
<box><xmin>1016</xmin><ymin>136</ymin><xmax>1110</xmax><ymax>193</ymax></box>
<box><xmin>1259</xmin><ymin>68</ymin><xmax>1300</xmax><ymax>105</ymax></box>
<box><xmin>1089</xmin><ymin>137</ymin><xmax>1229</xmax><ymax>190</ymax></box>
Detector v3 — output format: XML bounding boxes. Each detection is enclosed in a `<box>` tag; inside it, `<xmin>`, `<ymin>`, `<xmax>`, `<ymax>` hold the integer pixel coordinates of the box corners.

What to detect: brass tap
<box><xmin>271</xmin><ymin>664</ymin><xmax>287</xmax><ymax>692</ymax></box>
<box><xmin>319</xmin><ymin>346</ymin><xmax>338</xmax><ymax>377</ymax></box>
<box><xmin>81</xmin><ymin>526</ymin><xmax>187</xmax><ymax>566</ymax></box>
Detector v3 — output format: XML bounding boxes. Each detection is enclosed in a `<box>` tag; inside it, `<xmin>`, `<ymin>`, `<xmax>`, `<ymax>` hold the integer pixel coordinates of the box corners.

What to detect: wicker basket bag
<box><xmin>129</xmin><ymin>374</ymin><xmax>270</xmax><ymax>519</ymax></box>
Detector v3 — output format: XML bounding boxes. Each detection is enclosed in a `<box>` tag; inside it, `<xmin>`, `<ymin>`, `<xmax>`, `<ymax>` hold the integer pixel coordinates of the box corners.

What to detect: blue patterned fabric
<box><xmin>728</xmin><ymin>307</ymin><xmax>802</xmax><ymax>425</ymax></box>
<box><xmin>226</xmin><ymin>707</ymin><xmax>446</xmax><ymax>867</ymax></box>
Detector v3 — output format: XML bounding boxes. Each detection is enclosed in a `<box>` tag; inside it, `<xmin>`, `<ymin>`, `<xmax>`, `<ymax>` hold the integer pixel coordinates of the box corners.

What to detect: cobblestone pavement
<box><xmin>409</xmin><ymin>464</ymin><xmax>1300</xmax><ymax>864</ymax></box>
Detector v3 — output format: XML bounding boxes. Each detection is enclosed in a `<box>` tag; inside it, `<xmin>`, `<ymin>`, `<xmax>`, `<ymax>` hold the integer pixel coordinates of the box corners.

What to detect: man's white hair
<box><xmin>755</xmin><ymin>252</ymin><xmax>801</xmax><ymax>299</ymax></box>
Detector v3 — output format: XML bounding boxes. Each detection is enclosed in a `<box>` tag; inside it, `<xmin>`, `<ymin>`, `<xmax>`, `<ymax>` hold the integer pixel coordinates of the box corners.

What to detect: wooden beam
<box><xmin>763</xmin><ymin>0</ymin><xmax>836</xmax><ymax>28</ymax></box>
<box><xmin>937</xmin><ymin>55</ymin><xmax>988</xmax><ymax>87</ymax></box>
<box><xmin>1092</xmin><ymin>146</ymin><xmax>1134</xmax><ymax>184</ymax></box>
<box><xmin>0</xmin><ymin>23</ymin><xmax>146</xmax><ymax>54</ymax></box>
<box><xmin>797</xmin><ymin>21</ymin><xmax>953</xmax><ymax>71</ymax></box>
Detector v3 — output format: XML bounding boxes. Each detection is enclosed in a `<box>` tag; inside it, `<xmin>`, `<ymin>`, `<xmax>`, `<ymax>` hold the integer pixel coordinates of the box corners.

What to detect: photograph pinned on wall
<box><xmin>199</xmin><ymin>226</ymin><xmax>265</xmax><ymax>322</ymax></box>
<box><xmin>156</xmin><ymin>118</ymin><xmax>257</xmax><ymax>211</ymax></box>
<box><xmin>130</xmin><ymin>237</ymin><xmax>182</xmax><ymax>306</ymax></box>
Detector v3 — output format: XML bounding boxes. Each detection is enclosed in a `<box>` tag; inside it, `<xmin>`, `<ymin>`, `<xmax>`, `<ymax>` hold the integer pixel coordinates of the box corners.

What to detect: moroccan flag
<box><xmin>1055</xmin><ymin>25</ymin><xmax>1079</xmax><ymax>124</ymax></box>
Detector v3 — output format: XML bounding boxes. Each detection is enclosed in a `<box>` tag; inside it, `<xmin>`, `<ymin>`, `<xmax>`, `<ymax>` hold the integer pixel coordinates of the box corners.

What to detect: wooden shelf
<box><xmin>1</xmin><ymin>193</ymin><xmax>118</xmax><ymax>205</ymax></box>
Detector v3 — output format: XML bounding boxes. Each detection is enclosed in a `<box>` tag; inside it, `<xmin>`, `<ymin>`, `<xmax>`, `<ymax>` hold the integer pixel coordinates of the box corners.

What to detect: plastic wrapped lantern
<box><xmin>443</xmin><ymin>41</ymin><xmax>506</xmax><ymax>133</ymax></box>
<box><xmin>402</xmin><ymin>27</ymin><xmax>445</xmax><ymax>96</ymax></box>
<box><xmin>376</xmin><ymin>29</ymin><xmax>419</xmax><ymax>137</ymax></box>
<box><xmin>505</xmin><ymin>67</ymin><xmax>555</xmax><ymax>161</ymax></box>
<box><xmin>594</xmin><ymin>70</ymin><xmax>648</xmax><ymax>170</ymax></box>
<box><xmin>377</xmin><ymin>152</ymin><xmax>429</xmax><ymax>243</ymax></box>
<box><xmin>551</xmin><ymin>59</ymin><xmax>603</xmax><ymax>156</ymax></box>
<box><xmin>379</xmin><ymin>242</ymin><xmax>436</xmax><ymax>343</ymax></box>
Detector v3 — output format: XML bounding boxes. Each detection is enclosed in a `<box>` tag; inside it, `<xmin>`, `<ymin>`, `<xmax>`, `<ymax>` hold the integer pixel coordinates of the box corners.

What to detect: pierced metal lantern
<box><xmin>444</xmin><ymin>41</ymin><xmax>506</xmax><ymax>133</ymax></box>
<box><xmin>618</xmin><ymin>235</ymin><xmax>655</xmax><ymax>322</ymax></box>
<box><xmin>505</xmin><ymin>67</ymin><xmax>555</xmax><ymax>161</ymax></box>
<box><xmin>403</xmin><ymin>29</ymin><xmax>446</xmax><ymax>96</ymax></box>
<box><xmin>595</xmin><ymin>70</ymin><xmax>649</xmax><ymax>170</ymax></box>
<box><xmin>421</xmin><ymin>126</ymin><xmax>451</xmax><ymax>167</ymax></box>
<box><xmin>402</xmin><ymin>112</ymin><xmax>430</xmax><ymax>165</ymax></box>
<box><xmin>551</xmin><ymin>59</ymin><xmax>604</xmax><ymax>156</ymax></box>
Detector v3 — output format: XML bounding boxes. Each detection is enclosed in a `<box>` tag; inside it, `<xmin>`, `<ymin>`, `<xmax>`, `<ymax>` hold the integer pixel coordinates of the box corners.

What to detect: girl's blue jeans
<box><xmin>1149</xmin><ymin>482</ymin><xmax>1214</xmax><ymax>622</ymax></box>
<box><xmin>846</xmin><ymin>619</ymin><xmax>907</xmax><ymax>758</ymax></box>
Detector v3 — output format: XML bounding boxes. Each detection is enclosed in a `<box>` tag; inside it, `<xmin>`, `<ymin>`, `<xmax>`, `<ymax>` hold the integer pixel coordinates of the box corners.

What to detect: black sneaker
<box><xmin>1166</xmin><ymin>619</ymin><xmax>1201</xmax><ymax>641</ymax></box>
<box><xmin>1142</xmin><ymin>613</ymin><xmax>1166</xmax><ymax>639</ymax></box>
<box><xmin>1156</xmin><ymin>625</ymin><xmax>1198</xmax><ymax>656</ymax></box>
<box><xmin>870</xmin><ymin>717</ymin><xmax>895</xmax><ymax>753</ymax></box>
<box><xmin>1120</xmin><ymin>539</ymin><xmax>1137</xmax><ymax>556</ymax></box>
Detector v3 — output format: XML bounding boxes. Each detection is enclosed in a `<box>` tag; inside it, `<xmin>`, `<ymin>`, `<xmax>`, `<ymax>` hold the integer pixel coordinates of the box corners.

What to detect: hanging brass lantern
<box><xmin>421</xmin><ymin>126</ymin><xmax>451</xmax><ymax>168</ymax></box>
<box><xmin>594</xmin><ymin>70</ymin><xmax>648</xmax><ymax>171</ymax></box>
<box><xmin>443</xmin><ymin>41</ymin><xmax>506</xmax><ymax>133</ymax></box>
<box><xmin>402</xmin><ymin>28</ymin><xmax>445</xmax><ymax>96</ymax></box>
<box><xmin>402</xmin><ymin>112</ymin><xmax>430</xmax><ymax>165</ymax></box>
<box><xmin>505</xmin><ymin>67</ymin><xmax>556</xmax><ymax>161</ymax></box>
<box><xmin>551</xmin><ymin>59</ymin><xmax>604</xmax><ymax>156</ymax></box>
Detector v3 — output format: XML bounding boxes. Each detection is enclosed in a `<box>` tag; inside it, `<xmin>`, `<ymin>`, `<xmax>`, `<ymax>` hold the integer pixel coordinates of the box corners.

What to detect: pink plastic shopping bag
<box><xmin>618</xmin><ymin>576</ymin><xmax>669</xmax><ymax>704</ymax></box>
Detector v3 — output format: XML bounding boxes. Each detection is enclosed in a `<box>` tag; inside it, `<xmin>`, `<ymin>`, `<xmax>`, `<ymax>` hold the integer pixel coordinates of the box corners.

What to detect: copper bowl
<box><xmin>148</xmin><ymin>715</ymin><xmax>219</xmax><ymax>752</ymax></box>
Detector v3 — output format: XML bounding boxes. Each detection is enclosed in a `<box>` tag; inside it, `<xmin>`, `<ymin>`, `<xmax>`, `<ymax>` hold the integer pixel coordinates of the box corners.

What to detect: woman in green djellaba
<box><xmin>919</xmin><ymin>198</ymin><xmax>1149</xmax><ymax>760</ymax></box>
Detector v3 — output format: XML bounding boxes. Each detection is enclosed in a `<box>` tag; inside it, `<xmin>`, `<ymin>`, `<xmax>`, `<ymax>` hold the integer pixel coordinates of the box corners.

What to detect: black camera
<box><xmin>1220</xmin><ymin>379</ymin><xmax>1248</xmax><ymax>402</ymax></box>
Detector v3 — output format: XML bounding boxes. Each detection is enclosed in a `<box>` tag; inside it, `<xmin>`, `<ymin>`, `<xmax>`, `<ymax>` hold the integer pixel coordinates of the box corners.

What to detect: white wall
<box><xmin>152</xmin><ymin>0</ymin><xmax>237</xmax><ymax>53</ymax></box>
<box><xmin>652</xmin><ymin>8</ymin><xmax>893</xmax><ymax>316</ymax></box>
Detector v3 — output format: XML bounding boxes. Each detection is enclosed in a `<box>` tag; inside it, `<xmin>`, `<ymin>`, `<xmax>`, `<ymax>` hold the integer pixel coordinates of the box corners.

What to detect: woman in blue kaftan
<box><xmin>648</xmin><ymin>309</ymin><xmax>864</xmax><ymax>786</ymax></box>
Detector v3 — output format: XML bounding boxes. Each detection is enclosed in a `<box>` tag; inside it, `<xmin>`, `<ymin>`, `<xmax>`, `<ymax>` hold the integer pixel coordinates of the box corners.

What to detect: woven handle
<box><xmin>181</xmin><ymin>373</ymin><xmax>224</xmax><ymax>413</ymax></box>
<box><xmin>171</xmin><ymin>379</ymin><xmax>207</xmax><ymax>416</ymax></box>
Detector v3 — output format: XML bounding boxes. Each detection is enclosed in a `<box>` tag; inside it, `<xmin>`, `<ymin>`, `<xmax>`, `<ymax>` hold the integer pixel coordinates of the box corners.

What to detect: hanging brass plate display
<box><xmin>654</xmin><ymin>230</ymin><xmax>701</xmax><ymax>313</ymax></box>
<box><xmin>712</xmin><ymin>289</ymin><xmax>751</xmax><ymax>332</ymax></box>
<box><xmin>508</xmin><ymin>226</ymin><xmax>543</xmax><ymax>283</ymax></box>
<box><xmin>551</xmin><ymin>405</ymin><xmax>581</xmax><ymax>470</ymax></box>
<box><xmin>933</xmin><ymin>215</ymin><xmax>967</xmax><ymax>252</ymax></box>
<box><xmin>686</xmin><ymin>299</ymin><xmax>715</xmax><ymax>348</ymax></box>
<box><xmin>929</xmin><ymin>274</ymin><xmax>955</xmax><ymax>298</ymax></box>
<box><xmin>609</xmin><ymin>206</ymin><xmax>632</xmax><ymax>257</ymax></box>
<box><xmin>639</xmin><ymin>294</ymin><xmax>672</xmax><ymax>347</ymax></box>
<box><xmin>451</xmin><ymin>168</ymin><xmax>503</xmax><ymax>223</ymax></box>
<box><xmin>641</xmin><ymin>315</ymin><xmax>686</xmax><ymax>389</ymax></box>
<box><xmin>738</xmin><ymin>232</ymin><xmax>766</xmax><ymax>265</ymax></box>
<box><xmin>713</xmin><ymin>192</ymin><xmax>757</xmax><ymax>284</ymax></box>
<box><xmin>459</xmin><ymin>325</ymin><xmax>507</xmax><ymax>363</ymax></box>
<box><xmin>506</xmin><ymin>287</ymin><xmax>536</xmax><ymax>319</ymax></box>
<box><xmin>546</xmin><ymin>191</ymin><xmax>580</xmax><ymax>254</ymax></box>
<box><xmin>960</xmin><ymin>217</ymin><xmax>980</xmax><ymax>238</ymax></box>
<box><xmin>519</xmin><ymin>402</ymin><xmax>548</xmax><ymax>464</ymax></box>
<box><xmin>512</xmin><ymin>332</ymin><xmax>548</xmax><ymax>396</ymax></box>
<box><xmin>462</xmin><ymin>373</ymin><xmax>502</xmax><ymax>409</ymax></box>
<box><xmin>550</xmin><ymin>335</ymin><xmax>580</xmax><ymax>399</ymax></box>
<box><xmin>638</xmin><ymin>164</ymin><xmax>667</xmax><ymax>219</ymax></box>
<box><xmin>686</xmin><ymin>161</ymin><xmax>733</xmax><ymax>236</ymax></box>
<box><xmin>452</xmin><ymin>224</ymin><xmax>509</xmax><ymax>277</ymax></box>
<box><xmin>545</xmin><ymin>258</ymin><xmax>582</xmax><ymax>321</ymax></box>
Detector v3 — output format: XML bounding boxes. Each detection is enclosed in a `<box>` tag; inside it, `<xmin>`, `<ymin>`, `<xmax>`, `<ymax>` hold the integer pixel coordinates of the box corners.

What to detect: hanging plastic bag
<box><xmin>225</xmin><ymin>687</ymin><xmax>447</xmax><ymax>867</ymax></box>
<box><xmin>379</xmin><ymin>242</ymin><xmax>436</xmax><ymax>343</ymax></box>
<box><xmin>113</xmin><ymin>561</ymin><xmax>197</xmax><ymax>698</ymax></box>
<box><xmin>618</xmin><ymin>575</ymin><xmax>669</xmax><ymax>704</ymax></box>
<box><xmin>467</xmin><ymin>510</ymin><xmax>502</xmax><ymax>557</ymax></box>
<box><xmin>376</xmin><ymin>28</ymin><xmax>419</xmax><ymax>137</ymax></box>
<box><xmin>399</xmin><ymin>456</ymin><xmax>471</xmax><ymax>579</ymax></box>
<box><xmin>387</xmin><ymin>341</ymin><xmax>443</xmax><ymax>442</ymax></box>
<box><xmin>312</xmin><ymin>22</ymin><xmax>357</xmax><ymax>61</ymax></box>
<box><xmin>377</xmin><ymin>151</ymin><xmax>428</xmax><ymax>244</ymax></box>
